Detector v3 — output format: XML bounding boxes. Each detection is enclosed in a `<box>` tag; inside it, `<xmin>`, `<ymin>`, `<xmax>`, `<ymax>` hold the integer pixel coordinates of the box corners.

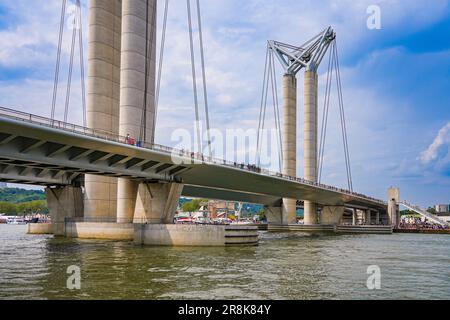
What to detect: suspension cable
<box><xmin>187</xmin><ymin>0</ymin><xmax>202</xmax><ymax>154</ymax></box>
<box><xmin>153</xmin><ymin>0</ymin><xmax>170</xmax><ymax>144</ymax></box>
<box><xmin>51</xmin><ymin>0</ymin><xmax>67</xmax><ymax>122</ymax></box>
<box><xmin>196</xmin><ymin>0</ymin><xmax>212</xmax><ymax>158</ymax></box>
<box><xmin>317</xmin><ymin>40</ymin><xmax>353</xmax><ymax>191</ymax></box>
<box><xmin>258</xmin><ymin>49</ymin><xmax>272</xmax><ymax>166</ymax></box>
<box><xmin>318</xmin><ymin>40</ymin><xmax>334</xmax><ymax>182</ymax></box>
<box><xmin>271</xmin><ymin>51</ymin><xmax>283</xmax><ymax>166</ymax></box>
<box><xmin>77</xmin><ymin>0</ymin><xmax>87</xmax><ymax>127</ymax></box>
<box><xmin>269</xmin><ymin>50</ymin><xmax>282</xmax><ymax>172</ymax></box>
<box><xmin>63</xmin><ymin>6</ymin><xmax>78</xmax><ymax>124</ymax></box>
<box><xmin>256</xmin><ymin>46</ymin><xmax>270</xmax><ymax>167</ymax></box>
<box><xmin>334</xmin><ymin>40</ymin><xmax>353</xmax><ymax>191</ymax></box>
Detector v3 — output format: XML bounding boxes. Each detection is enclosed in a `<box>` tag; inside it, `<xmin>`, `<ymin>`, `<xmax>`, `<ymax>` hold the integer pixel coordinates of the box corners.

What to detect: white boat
<box><xmin>7</xmin><ymin>218</ymin><xmax>27</xmax><ymax>225</ymax></box>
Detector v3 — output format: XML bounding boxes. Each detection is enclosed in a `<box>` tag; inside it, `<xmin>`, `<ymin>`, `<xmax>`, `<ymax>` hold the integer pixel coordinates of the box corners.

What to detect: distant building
<box><xmin>435</xmin><ymin>204</ymin><xmax>449</xmax><ymax>213</ymax></box>
<box><xmin>0</xmin><ymin>182</ymin><xmax>7</xmax><ymax>188</ymax></box>
<box><xmin>208</xmin><ymin>201</ymin><xmax>236</xmax><ymax>219</ymax></box>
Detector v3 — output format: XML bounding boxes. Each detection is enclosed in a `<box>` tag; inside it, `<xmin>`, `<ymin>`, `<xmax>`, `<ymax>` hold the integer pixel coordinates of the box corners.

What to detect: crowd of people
<box><xmin>398</xmin><ymin>217</ymin><xmax>450</xmax><ymax>230</ymax></box>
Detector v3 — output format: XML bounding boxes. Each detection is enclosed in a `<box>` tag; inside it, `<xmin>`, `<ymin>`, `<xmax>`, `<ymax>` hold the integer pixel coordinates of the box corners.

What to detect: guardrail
<box><xmin>0</xmin><ymin>106</ymin><xmax>386</xmax><ymax>206</ymax></box>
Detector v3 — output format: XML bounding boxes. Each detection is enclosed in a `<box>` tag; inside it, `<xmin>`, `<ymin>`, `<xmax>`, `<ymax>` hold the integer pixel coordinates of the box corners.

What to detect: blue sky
<box><xmin>0</xmin><ymin>0</ymin><xmax>449</xmax><ymax>207</ymax></box>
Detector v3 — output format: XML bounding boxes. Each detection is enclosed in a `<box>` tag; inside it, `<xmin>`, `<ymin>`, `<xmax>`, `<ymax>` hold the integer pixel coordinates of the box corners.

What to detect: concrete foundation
<box><xmin>321</xmin><ymin>206</ymin><xmax>344</xmax><ymax>225</ymax></box>
<box><xmin>134</xmin><ymin>224</ymin><xmax>258</xmax><ymax>247</ymax></box>
<box><xmin>49</xmin><ymin>222</ymin><xmax>259</xmax><ymax>247</ymax></box>
<box><xmin>65</xmin><ymin>222</ymin><xmax>134</xmax><ymax>240</ymax></box>
<box><xmin>282</xmin><ymin>74</ymin><xmax>298</xmax><ymax>225</ymax></box>
<box><xmin>85</xmin><ymin>0</ymin><xmax>122</xmax><ymax>221</ymax></box>
<box><xmin>46</xmin><ymin>186</ymin><xmax>84</xmax><ymax>236</ymax></box>
<box><xmin>27</xmin><ymin>223</ymin><xmax>53</xmax><ymax>235</ymax></box>
<box><xmin>304</xmin><ymin>70</ymin><xmax>319</xmax><ymax>225</ymax></box>
<box><xmin>117</xmin><ymin>0</ymin><xmax>158</xmax><ymax>223</ymax></box>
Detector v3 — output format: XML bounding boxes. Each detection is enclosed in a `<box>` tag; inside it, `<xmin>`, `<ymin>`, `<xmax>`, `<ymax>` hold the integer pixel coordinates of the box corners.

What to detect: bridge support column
<box><xmin>117</xmin><ymin>180</ymin><xmax>139</xmax><ymax>223</ymax></box>
<box><xmin>85</xmin><ymin>0</ymin><xmax>123</xmax><ymax>222</ymax></box>
<box><xmin>282</xmin><ymin>74</ymin><xmax>298</xmax><ymax>225</ymax></box>
<box><xmin>46</xmin><ymin>186</ymin><xmax>84</xmax><ymax>236</ymax></box>
<box><xmin>134</xmin><ymin>182</ymin><xmax>184</xmax><ymax>224</ymax></box>
<box><xmin>321</xmin><ymin>206</ymin><xmax>344</xmax><ymax>225</ymax></box>
<box><xmin>265</xmin><ymin>206</ymin><xmax>283</xmax><ymax>225</ymax></box>
<box><xmin>117</xmin><ymin>0</ymin><xmax>157</xmax><ymax>223</ymax></box>
<box><xmin>304</xmin><ymin>70</ymin><xmax>319</xmax><ymax>225</ymax></box>
<box><xmin>365</xmin><ymin>209</ymin><xmax>371</xmax><ymax>225</ymax></box>
<box><xmin>388</xmin><ymin>187</ymin><xmax>400</xmax><ymax>227</ymax></box>
<box><xmin>352</xmin><ymin>209</ymin><xmax>357</xmax><ymax>225</ymax></box>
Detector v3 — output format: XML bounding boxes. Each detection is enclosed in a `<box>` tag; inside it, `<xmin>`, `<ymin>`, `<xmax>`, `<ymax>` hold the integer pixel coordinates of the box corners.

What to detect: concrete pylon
<box><xmin>85</xmin><ymin>0</ymin><xmax>122</xmax><ymax>221</ymax></box>
<box><xmin>282</xmin><ymin>74</ymin><xmax>298</xmax><ymax>225</ymax></box>
<box><xmin>303</xmin><ymin>70</ymin><xmax>319</xmax><ymax>224</ymax></box>
<box><xmin>117</xmin><ymin>0</ymin><xmax>157</xmax><ymax>223</ymax></box>
<box><xmin>388</xmin><ymin>187</ymin><xmax>400</xmax><ymax>227</ymax></box>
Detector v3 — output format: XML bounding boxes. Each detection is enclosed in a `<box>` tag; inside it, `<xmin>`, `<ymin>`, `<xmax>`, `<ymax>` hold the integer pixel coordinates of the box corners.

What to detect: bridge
<box><xmin>0</xmin><ymin>0</ymin><xmax>402</xmax><ymax>245</ymax></box>
<box><xmin>0</xmin><ymin>106</ymin><xmax>386</xmax><ymax>212</ymax></box>
<box><xmin>400</xmin><ymin>201</ymin><xmax>450</xmax><ymax>227</ymax></box>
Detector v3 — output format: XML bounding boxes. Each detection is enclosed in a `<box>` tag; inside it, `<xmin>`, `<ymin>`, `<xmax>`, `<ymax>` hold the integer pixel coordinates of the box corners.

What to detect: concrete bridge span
<box><xmin>0</xmin><ymin>108</ymin><xmax>386</xmax><ymax>215</ymax></box>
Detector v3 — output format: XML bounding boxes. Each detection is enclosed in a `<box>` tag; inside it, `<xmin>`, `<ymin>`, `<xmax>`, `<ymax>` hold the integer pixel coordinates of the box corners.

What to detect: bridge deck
<box><xmin>0</xmin><ymin>107</ymin><xmax>386</xmax><ymax>210</ymax></box>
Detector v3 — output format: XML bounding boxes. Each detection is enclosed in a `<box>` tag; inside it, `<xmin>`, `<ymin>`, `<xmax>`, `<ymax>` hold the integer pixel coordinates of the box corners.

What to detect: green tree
<box><xmin>427</xmin><ymin>207</ymin><xmax>437</xmax><ymax>214</ymax></box>
<box><xmin>17</xmin><ymin>200</ymin><xmax>48</xmax><ymax>215</ymax></box>
<box><xmin>0</xmin><ymin>201</ymin><xmax>17</xmax><ymax>215</ymax></box>
<box><xmin>256</xmin><ymin>209</ymin><xmax>266</xmax><ymax>222</ymax></box>
<box><xmin>181</xmin><ymin>199</ymin><xmax>207</xmax><ymax>213</ymax></box>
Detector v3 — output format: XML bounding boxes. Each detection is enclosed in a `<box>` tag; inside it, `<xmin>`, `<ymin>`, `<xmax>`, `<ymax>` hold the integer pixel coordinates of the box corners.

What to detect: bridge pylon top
<box><xmin>268</xmin><ymin>26</ymin><xmax>336</xmax><ymax>75</ymax></box>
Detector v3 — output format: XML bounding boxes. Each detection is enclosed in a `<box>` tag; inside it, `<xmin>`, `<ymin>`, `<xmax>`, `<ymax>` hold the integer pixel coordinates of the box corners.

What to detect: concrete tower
<box><xmin>85</xmin><ymin>0</ymin><xmax>122</xmax><ymax>221</ymax></box>
<box><xmin>117</xmin><ymin>0</ymin><xmax>157</xmax><ymax>223</ymax></box>
<box><xmin>269</xmin><ymin>28</ymin><xmax>335</xmax><ymax>225</ymax></box>
<box><xmin>281</xmin><ymin>74</ymin><xmax>298</xmax><ymax>224</ymax></box>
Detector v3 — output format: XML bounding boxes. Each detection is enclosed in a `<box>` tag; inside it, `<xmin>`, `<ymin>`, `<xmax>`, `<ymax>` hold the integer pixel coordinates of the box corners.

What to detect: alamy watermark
<box><xmin>366</xmin><ymin>265</ymin><xmax>381</xmax><ymax>290</ymax></box>
<box><xmin>169</xmin><ymin>122</ymin><xmax>282</xmax><ymax>169</ymax></box>
<box><xmin>67</xmin><ymin>265</ymin><xmax>81</xmax><ymax>290</ymax></box>
<box><xmin>367</xmin><ymin>5</ymin><xmax>382</xmax><ymax>30</ymax></box>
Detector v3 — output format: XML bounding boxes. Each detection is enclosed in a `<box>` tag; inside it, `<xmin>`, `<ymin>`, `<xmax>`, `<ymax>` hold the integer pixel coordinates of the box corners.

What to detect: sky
<box><xmin>0</xmin><ymin>0</ymin><xmax>449</xmax><ymax>207</ymax></box>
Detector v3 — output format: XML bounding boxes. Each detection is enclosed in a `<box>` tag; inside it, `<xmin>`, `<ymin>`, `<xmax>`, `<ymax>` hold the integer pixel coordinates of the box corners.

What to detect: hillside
<box><xmin>0</xmin><ymin>188</ymin><xmax>46</xmax><ymax>203</ymax></box>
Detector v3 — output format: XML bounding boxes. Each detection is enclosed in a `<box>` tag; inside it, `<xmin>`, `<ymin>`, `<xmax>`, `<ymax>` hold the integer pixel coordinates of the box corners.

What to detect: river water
<box><xmin>0</xmin><ymin>225</ymin><xmax>449</xmax><ymax>300</ymax></box>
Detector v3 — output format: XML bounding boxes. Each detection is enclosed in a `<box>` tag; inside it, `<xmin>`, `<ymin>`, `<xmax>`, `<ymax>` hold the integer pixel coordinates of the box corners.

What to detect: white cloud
<box><xmin>420</xmin><ymin>122</ymin><xmax>450</xmax><ymax>164</ymax></box>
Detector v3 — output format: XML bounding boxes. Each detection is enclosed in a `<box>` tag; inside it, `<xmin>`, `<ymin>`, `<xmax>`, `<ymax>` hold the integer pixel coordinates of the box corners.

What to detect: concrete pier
<box><xmin>117</xmin><ymin>0</ymin><xmax>157</xmax><ymax>223</ymax></box>
<box><xmin>85</xmin><ymin>0</ymin><xmax>122</xmax><ymax>221</ymax></box>
<box><xmin>45</xmin><ymin>186</ymin><xmax>84</xmax><ymax>236</ymax></box>
<box><xmin>321</xmin><ymin>206</ymin><xmax>344</xmax><ymax>225</ymax></box>
<box><xmin>282</xmin><ymin>74</ymin><xmax>298</xmax><ymax>225</ymax></box>
<box><xmin>303</xmin><ymin>70</ymin><xmax>319</xmax><ymax>224</ymax></box>
<box><xmin>388</xmin><ymin>187</ymin><xmax>400</xmax><ymax>227</ymax></box>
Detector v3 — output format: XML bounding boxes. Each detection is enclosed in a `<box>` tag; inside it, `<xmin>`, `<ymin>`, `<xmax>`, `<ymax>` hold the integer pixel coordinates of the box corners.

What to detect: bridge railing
<box><xmin>0</xmin><ymin>106</ymin><xmax>386</xmax><ymax>206</ymax></box>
